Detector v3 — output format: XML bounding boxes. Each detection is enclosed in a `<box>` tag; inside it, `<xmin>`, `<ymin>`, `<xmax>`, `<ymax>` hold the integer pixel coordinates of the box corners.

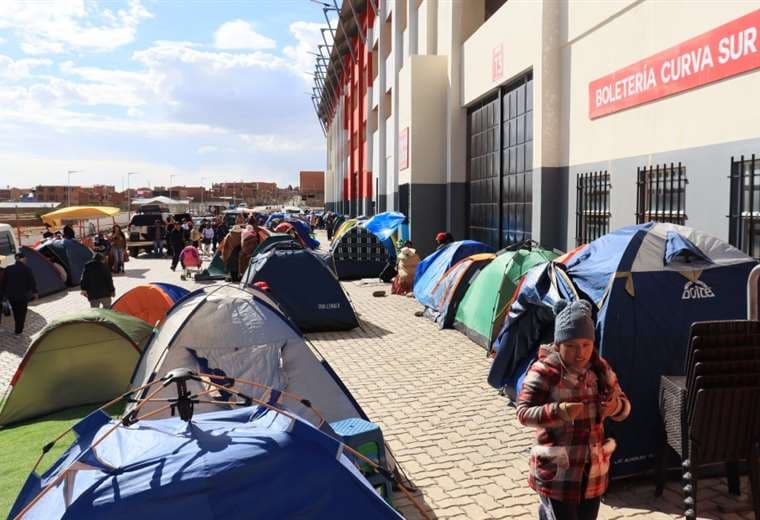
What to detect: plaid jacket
<box><xmin>516</xmin><ymin>344</ymin><xmax>631</xmax><ymax>503</ymax></box>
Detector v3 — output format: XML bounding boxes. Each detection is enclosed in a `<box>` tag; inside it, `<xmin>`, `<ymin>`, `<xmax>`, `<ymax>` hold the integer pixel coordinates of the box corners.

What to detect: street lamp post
<box><xmin>66</xmin><ymin>170</ymin><xmax>80</xmax><ymax>207</ymax></box>
<box><xmin>169</xmin><ymin>174</ymin><xmax>176</xmax><ymax>200</ymax></box>
<box><xmin>127</xmin><ymin>172</ymin><xmax>138</xmax><ymax>220</ymax></box>
<box><xmin>201</xmin><ymin>176</ymin><xmax>211</xmax><ymax>213</ymax></box>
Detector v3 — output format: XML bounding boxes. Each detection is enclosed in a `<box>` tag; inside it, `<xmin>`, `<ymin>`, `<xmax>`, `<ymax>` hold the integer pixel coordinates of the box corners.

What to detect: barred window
<box><xmin>575</xmin><ymin>171</ymin><xmax>611</xmax><ymax>246</ymax></box>
<box><xmin>729</xmin><ymin>154</ymin><xmax>760</xmax><ymax>259</ymax></box>
<box><xmin>636</xmin><ymin>163</ymin><xmax>687</xmax><ymax>225</ymax></box>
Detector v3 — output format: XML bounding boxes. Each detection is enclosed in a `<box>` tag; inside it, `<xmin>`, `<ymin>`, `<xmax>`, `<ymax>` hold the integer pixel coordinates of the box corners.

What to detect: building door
<box><xmin>466</xmin><ymin>72</ymin><xmax>533</xmax><ymax>249</ymax></box>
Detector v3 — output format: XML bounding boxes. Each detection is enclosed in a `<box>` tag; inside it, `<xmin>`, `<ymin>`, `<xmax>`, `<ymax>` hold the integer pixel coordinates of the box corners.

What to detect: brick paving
<box><xmin>0</xmin><ymin>243</ymin><xmax>756</xmax><ymax>519</ymax></box>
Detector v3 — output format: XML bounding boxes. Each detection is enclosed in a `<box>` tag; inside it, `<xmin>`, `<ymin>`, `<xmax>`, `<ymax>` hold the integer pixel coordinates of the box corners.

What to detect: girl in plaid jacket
<box><xmin>517</xmin><ymin>299</ymin><xmax>631</xmax><ymax>520</ymax></box>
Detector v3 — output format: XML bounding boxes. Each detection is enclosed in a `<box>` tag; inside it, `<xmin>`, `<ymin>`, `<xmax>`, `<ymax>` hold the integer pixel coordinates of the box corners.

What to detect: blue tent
<box><xmin>413</xmin><ymin>240</ymin><xmax>494</xmax><ymax>301</ymax></box>
<box><xmin>286</xmin><ymin>218</ymin><xmax>320</xmax><ymax>249</ymax></box>
<box><xmin>36</xmin><ymin>239</ymin><xmax>93</xmax><ymax>286</ymax></box>
<box><xmin>19</xmin><ymin>246</ymin><xmax>66</xmax><ymax>296</ymax></box>
<box><xmin>264</xmin><ymin>212</ymin><xmax>285</xmax><ymax>228</ymax></box>
<box><xmin>10</xmin><ymin>407</ymin><xmax>401</xmax><ymax>519</ymax></box>
<box><xmin>488</xmin><ymin>222</ymin><xmax>757</xmax><ymax>477</ymax></box>
<box><xmin>362</xmin><ymin>212</ymin><xmax>406</xmax><ymax>241</ymax></box>
<box><xmin>151</xmin><ymin>282</ymin><xmax>189</xmax><ymax>304</ymax></box>
<box><xmin>242</xmin><ymin>248</ymin><xmax>358</xmax><ymax>332</ymax></box>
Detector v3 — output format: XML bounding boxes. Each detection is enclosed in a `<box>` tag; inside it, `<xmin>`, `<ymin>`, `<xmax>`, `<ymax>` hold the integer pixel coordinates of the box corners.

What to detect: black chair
<box><xmin>657</xmin><ymin>320</ymin><xmax>760</xmax><ymax>519</ymax></box>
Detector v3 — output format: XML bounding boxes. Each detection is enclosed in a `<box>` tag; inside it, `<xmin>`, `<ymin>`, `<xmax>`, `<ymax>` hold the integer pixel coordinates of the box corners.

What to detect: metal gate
<box><xmin>466</xmin><ymin>73</ymin><xmax>533</xmax><ymax>249</ymax></box>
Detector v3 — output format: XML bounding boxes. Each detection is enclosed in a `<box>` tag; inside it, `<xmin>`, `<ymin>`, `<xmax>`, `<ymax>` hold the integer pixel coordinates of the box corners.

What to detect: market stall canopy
<box><xmin>41</xmin><ymin>206</ymin><xmax>120</xmax><ymax>226</ymax></box>
<box><xmin>131</xmin><ymin>196</ymin><xmax>191</xmax><ymax>212</ymax></box>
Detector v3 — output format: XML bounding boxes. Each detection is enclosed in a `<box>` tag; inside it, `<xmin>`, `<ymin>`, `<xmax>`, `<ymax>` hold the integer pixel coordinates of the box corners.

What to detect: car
<box><xmin>0</xmin><ymin>223</ymin><xmax>20</xmax><ymax>269</ymax></box>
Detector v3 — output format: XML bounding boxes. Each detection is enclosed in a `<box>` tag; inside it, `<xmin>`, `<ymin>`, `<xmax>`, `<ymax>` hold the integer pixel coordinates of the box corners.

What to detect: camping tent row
<box><xmin>487</xmin><ymin>222</ymin><xmax>757</xmax><ymax>478</ymax></box>
<box><xmin>12</xmin><ymin>239</ymin><xmax>94</xmax><ymax>296</ymax></box>
<box><xmin>412</xmin><ymin>240</ymin><xmax>560</xmax><ymax>347</ymax></box>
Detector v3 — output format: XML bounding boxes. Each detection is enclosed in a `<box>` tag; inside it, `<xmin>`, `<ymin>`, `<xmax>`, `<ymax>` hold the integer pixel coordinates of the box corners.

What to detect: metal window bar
<box><xmin>636</xmin><ymin>163</ymin><xmax>687</xmax><ymax>225</ymax></box>
<box><xmin>729</xmin><ymin>154</ymin><xmax>760</xmax><ymax>258</ymax></box>
<box><xmin>576</xmin><ymin>170</ymin><xmax>611</xmax><ymax>246</ymax></box>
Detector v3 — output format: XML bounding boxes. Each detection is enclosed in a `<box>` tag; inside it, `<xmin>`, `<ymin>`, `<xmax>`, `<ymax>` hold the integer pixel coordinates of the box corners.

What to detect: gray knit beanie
<box><xmin>553</xmin><ymin>299</ymin><xmax>595</xmax><ymax>344</ymax></box>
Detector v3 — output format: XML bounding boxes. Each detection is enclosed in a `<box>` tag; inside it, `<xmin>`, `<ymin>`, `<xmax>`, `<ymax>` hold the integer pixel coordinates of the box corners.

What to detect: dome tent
<box><xmin>36</xmin><ymin>238</ymin><xmax>93</xmax><ymax>286</ymax></box>
<box><xmin>413</xmin><ymin>240</ymin><xmax>495</xmax><ymax>304</ymax></box>
<box><xmin>453</xmin><ymin>245</ymin><xmax>559</xmax><ymax>349</ymax></box>
<box><xmin>9</xmin><ymin>406</ymin><xmax>402</xmax><ymax>520</ymax></box>
<box><xmin>330</xmin><ymin>225</ymin><xmax>389</xmax><ymax>280</ymax></box>
<box><xmin>129</xmin><ymin>284</ymin><xmax>366</xmax><ymax>425</ymax></box>
<box><xmin>0</xmin><ymin>309</ymin><xmax>153</xmax><ymax>426</ymax></box>
<box><xmin>18</xmin><ymin>246</ymin><xmax>66</xmax><ymax>297</ymax></box>
<box><xmin>419</xmin><ymin>253</ymin><xmax>496</xmax><ymax>329</ymax></box>
<box><xmin>112</xmin><ymin>283</ymin><xmax>190</xmax><ymax>326</ymax></box>
<box><xmin>487</xmin><ymin>222</ymin><xmax>757</xmax><ymax>477</ymax></box>
<box><xmin>242</xmin><ymin>247</ymin><xmax>358</xmax><ymax>332</ymax></box>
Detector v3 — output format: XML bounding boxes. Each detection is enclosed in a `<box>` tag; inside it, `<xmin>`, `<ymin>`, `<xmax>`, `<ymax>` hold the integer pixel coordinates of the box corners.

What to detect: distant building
<box><xmin>299</xmin><ymin>171</ymin><xmax>325</xmax><ymax>207</ymax></box>
<box><xmin>211</xmin><ymin>182</ymin><xmax>278</xmax><ymax>205</ymax></box>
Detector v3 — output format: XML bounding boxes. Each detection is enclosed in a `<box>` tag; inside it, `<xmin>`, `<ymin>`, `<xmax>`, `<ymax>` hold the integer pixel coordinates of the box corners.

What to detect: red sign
<box><xmin>589</xmin><ymin>8</ymin><xmax>760</xmax><ymax>119</ymax></box>
<box><xmin>492</xmin><ymin>43</ymin><xmax>504</xmax><ymax>82</ymax></box>
<box><xmin>399</xmin><ymin>127</ymin><xmax>409</xmax><ymax>170</ymax></box>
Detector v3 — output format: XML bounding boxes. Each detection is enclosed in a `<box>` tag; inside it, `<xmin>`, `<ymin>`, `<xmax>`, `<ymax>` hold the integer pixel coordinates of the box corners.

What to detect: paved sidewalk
<box><xmin>0</xmin><ymin>247</ymin><xmax>756</xmax><ymax>519</ymax></box>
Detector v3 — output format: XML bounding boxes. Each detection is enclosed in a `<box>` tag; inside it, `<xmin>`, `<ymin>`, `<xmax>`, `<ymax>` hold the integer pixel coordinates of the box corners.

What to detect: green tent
<box><xmin>0</xmin><ymin>309</ymin><xmax>153</xmax><ymax>426</ymax></box>
<box><xmin>196</xmin><ymin>250</ymin><xmax>227</xmax><ymax>281</ymax></box>
<box><xmin>453</xmin><ymin>246</ymin><xmax>559</xmax><ymax>350</ymax></box>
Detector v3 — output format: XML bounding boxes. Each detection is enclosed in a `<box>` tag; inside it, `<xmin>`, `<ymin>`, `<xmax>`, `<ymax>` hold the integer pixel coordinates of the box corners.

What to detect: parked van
<box><xmin>0</xmin><ymin>223</ymin><xmax>20</xmax><ymax>269</ymax></box>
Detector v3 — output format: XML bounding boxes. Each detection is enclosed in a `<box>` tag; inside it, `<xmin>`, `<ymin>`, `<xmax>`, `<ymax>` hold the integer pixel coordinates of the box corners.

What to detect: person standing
<box><xmin>63</xmin><ymin>223</ymin><xmax>76</xmax><ymax>240</ymax></box>
<box><xmin>215</xmin><ymin>219</ymin><xmax>228</xmax><ymax>252</ymax></box>
<box><xmin>201</xmin><ymin>223</ymin><xmax>214</xmax><ymax>256</ymax></box>
<box><xmin>190</xmin><ymin>222</ymin><xmax>201</xmax><ymax>248</ymax></box>
<box><xmin>0</xmin><ymin>252</ymin><xmax>38</xmax><ymax>335</ymax></box>
<box><xmin>168</xmin><ymin>222</ymin><xmax>184</xmax><ymax>271</ymax></box>
<box><xmin>517</xmin><ymin>300</ymin><xmax>631</xmax><ymax>520</ymax></box>
<box><xmin>152</xmin><ymin>218</ymin><xmax>165</xmax><ymax>257</ymax></box>
<box><xmin>80</xmin><ymin>253</ymin><xmax>115</xmax><ymax>308</ymax></box>
<box><xmin>109</xmin><ymin>225</ymin><xmax>127</xmax><ymax>274</ymax></box>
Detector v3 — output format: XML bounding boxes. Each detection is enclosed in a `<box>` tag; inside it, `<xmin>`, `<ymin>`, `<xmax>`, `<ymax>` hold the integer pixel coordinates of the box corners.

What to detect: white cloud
<box><xmin>213</xmin><ymin>20</ymin><xmax>276</xmax><ymax>50</ymax></box>
<box><xmin>197</xmin><ymin>145</ymin><xmax>218</xmax><ymax>154</ymax></box>
<box><xmin>0</xmin><ymin>37</ymin><xmax>6</xmax><ymax>45</ymax></box>
<box><xmin>0</xmin><ymin>0</ymin><xmax>151</xmax><ymax>55</ymax></box>
<box><xmin>283</xmin><ymin>21</ymin><xmax>323</xmax><ymax>83</ymax></box>
<box><xmin>0</xmin><ymin>55</ymin><xmax>52</xmax><ymax>80</ymax></box>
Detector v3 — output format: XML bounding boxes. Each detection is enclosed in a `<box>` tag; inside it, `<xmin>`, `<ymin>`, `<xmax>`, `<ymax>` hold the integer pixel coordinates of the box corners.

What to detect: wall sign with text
<box><xmin>589</xmin><ymin>8</ymin><xmax>760</xmax><ymax>119</ymax></box>
<box><xmin>492</xmin><ymin>43</ymin><xmax>504</xmax><ymax>82</ymax></box>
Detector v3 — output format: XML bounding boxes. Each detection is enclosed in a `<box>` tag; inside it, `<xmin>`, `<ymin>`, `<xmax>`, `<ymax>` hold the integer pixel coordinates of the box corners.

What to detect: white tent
<box><xmin>131</xmin><ymin>196</ymin><xmax>191</xmax><ymax>213</ymax></box>
<box><xmin>129</xmin><ymin>284</ymin><xmax>364</xmax><ymax>426</ymax></box>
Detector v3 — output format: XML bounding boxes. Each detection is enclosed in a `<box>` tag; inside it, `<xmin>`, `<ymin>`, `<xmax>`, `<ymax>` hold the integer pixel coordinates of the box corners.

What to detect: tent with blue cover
<box><xmin>419</xmin><ymin>253</ymin><xmax>495</xmax><ymax>329</ymax></box>
<box><xmin>362</xmin><ymin>212</ymin><xmax>406</xmax><ymax>241</ymax></box>
<box><xmin>9</xmin><ymin>403</ymin><xmax>403</xmax><ymax>519</ymax></box>
<box><xmin>242</xmin><ymin>247</ymin><xmax>358</xmax><ymax>332</ymax></box>
<box><xmin>487</xmin><ymin>222</ymin><xmax>756</xmax><ymax>477</ymax></box>
<box><xmin>264</xmin><ymin>212</ymin><xmax>285</xmax><ymax>228</ymax></box>
<box><xmin>286</xmin><ymin>218</ymin><xmax>319</xmax><ymax>249</ymax></box>
<box><xmin>413</xmin><ymin>240</ymin><xmax>495</xmax><ymax>297</ymax></box>
<box><xmin>35</xmin><ymin>239</ymin><xmax>93</xmax><ymax>286</ymax></box>
<box><xmin>331</xmin><ymin>225</ymin><xmax>389</xmax><ymax>280</ymax></box>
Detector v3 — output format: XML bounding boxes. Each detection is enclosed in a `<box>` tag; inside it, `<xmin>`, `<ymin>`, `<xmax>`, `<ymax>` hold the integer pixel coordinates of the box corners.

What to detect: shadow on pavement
<box><xmin>604</xmin><ymin>474</ymin><xmax>755</xmax><ymax>519</ymax></box>
<box><xmin>122</xmin><ymin>269</ymin><xmax>150</xmax><ymax>279</ymax></box>
<box><xmin>392</xmin><ymin>485</ymin><xmax>438</xmax><ymax>520</ymax></box>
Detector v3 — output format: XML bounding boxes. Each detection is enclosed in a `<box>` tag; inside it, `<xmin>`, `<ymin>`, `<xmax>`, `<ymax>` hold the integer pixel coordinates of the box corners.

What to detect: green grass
<box><xmin>0</xmin><ymin>403</ymin><xmax>123</xmax><ymax>518</ymax></box>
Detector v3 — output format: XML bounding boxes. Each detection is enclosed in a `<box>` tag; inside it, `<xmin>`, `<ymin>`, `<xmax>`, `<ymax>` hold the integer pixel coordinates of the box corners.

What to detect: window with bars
<box><xmin>636</xmin><ymin>163</ymin><xmax>687</xmax><ymax>225</ymax></box>
<box><xmin>575</xmin><ymin>171</ymin><xmax>611</xmax><ymax>246</ymax></box>
<box><xmin>729</xmin><ymin>154</ymin><xmax>760</xmax><ymax>259</ymax></box>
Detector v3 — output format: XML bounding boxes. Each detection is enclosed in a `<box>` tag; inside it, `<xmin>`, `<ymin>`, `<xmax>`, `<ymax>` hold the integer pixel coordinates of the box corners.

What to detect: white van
<box><xmin>0</xmin><ymin>224</ymin><xmax>20</xmax><ymax>269</ymax></box>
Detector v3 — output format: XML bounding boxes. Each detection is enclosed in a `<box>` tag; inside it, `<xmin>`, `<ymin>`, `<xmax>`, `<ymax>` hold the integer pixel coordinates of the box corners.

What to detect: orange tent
<box><xmin>112</xmin><ymin>284</ymin><xmax>176</xmax><ymax>326</ymax></box>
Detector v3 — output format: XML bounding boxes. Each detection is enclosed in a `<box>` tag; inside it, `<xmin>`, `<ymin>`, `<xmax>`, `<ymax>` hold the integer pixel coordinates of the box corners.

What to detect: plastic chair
<box><xmin>330</xmin><ymin>418</ymin><xmax>392</xmax><ymax>499</ymax></box>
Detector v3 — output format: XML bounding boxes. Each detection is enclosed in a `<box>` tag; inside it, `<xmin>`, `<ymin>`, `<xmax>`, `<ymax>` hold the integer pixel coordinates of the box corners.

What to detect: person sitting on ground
<box><xmin>517</xmin><ymin>299</ymin><xmax>631</xmax><ymax>520</ymax></box>
<box><xmin>62</xmin><ymin>224</ymin><xmax>75</xmax><ymax>240</ymax></box>
<box><xmin>435</xmin><ymin>231</ymin><xmax>454</xmax><ymax>250</ymax></box>
<box><xmin>0</xmin><ymin>252</ymin><xmax>38</xmax><ymax>335</ymax></box>
<box><xmin>80</xmin><ymin>252</ymin><xmax>115</xmax><ymax>309</ymax></box>
<box><xmin>391</xmin><ymin>241</ymin><xmax>420</xmax><ymax>296</ymax></box>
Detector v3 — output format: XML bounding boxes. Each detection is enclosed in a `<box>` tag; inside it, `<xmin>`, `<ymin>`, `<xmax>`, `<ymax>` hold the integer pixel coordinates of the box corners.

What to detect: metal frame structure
<box><xmin>575</xmin><ymin>170</ymin><xmax>611</xmax><ymax>246</ymax></box>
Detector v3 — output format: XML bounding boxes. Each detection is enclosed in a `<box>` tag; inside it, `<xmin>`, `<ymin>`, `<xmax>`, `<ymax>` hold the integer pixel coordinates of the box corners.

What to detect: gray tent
<box><xmin>128</xmin><ymin>284</ymin><xmax>366</xmax><ymax>426</ymax></box>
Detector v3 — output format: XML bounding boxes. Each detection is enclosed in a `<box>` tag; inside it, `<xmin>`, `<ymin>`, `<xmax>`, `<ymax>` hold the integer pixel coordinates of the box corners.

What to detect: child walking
<box><xmin>517</xmin><ymin>299</ymin><xmax>631</xmax><ymax>520</ymax></box>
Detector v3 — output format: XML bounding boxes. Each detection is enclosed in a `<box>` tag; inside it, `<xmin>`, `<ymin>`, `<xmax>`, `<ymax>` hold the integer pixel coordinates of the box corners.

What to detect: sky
<box><xmin>0</xmin><ymin>0</ymin><xmax>329</xmax><ymax>190</ymax></box>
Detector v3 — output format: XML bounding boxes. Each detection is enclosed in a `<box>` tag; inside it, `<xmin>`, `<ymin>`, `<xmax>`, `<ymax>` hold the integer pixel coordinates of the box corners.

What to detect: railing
<box><xmin>636</xmin><ymin>163</ymin><xmax>687</xmax><ymax>225</ymax></box>
<box><xmin>729</xmin><ymin>154</ymin><xmax>760</xmax><ymax>258</ymax></box>
<box><xmin>575</xmin><ymin>170</ymin><xmax>611</xmax><ymax>246</ymax></box>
